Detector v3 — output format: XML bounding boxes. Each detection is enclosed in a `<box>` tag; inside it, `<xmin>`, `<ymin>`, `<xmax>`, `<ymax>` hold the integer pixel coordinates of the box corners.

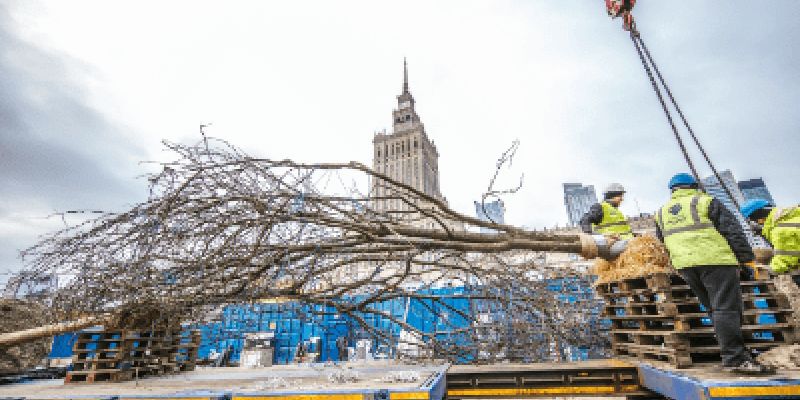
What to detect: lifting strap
<box><xmin>627</xmin><ymin>24</ymin><xmax>749</xmax><ymax>230</ymax></box>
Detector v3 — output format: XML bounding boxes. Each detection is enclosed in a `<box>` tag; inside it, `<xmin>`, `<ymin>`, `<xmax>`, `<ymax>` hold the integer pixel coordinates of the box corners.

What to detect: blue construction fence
<box><xmin>191</xmin><ymin>280</ymin><xmax>608</xmax><ymax>364</ymax></box>
<box><xmin>48</xmin><ymin>278</ymin><xmax>608</xmax><ymax>364</ymax></box>
<box><xmin>191</xmin><ymin>287</ymin><xmax>483</xmax><ymax>364</ymax></box>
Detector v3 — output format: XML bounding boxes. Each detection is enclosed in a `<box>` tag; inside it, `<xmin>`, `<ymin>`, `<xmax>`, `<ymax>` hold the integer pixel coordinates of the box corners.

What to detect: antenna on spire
<box><xmin>403</xmin><ymin>57</ymin><xmax>409</xmax><ymax>94</ymax></box>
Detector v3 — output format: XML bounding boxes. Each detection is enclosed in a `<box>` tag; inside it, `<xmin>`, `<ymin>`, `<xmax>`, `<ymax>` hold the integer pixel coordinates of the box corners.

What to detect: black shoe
<box><xmin>724</xmin><ymin>360</ymin><xmax>776</xmax><ymax>375</ymax></box>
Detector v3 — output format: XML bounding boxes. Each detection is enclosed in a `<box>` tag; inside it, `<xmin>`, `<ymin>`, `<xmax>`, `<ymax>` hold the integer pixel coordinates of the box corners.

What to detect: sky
<box><xmin>1</xmin><ymin>1</ymin><xmax>798</xmax><ymax>280</ymax></box>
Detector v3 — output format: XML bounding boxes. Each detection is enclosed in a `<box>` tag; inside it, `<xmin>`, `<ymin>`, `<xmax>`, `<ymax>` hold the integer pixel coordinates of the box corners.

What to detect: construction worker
<box><xmin>741</xmin><ymin>199</ymin><xmax>800</xmax><ymax>285</ymax></box>
<box><xmin>655</xmin><ymin>173</ymin><xmax>772</xmax><ymax>374</ymax></box>
<box><xmin>580</xmin><ymin>183</ymin><xmax>633</xmax><ymax>239</ymax></box>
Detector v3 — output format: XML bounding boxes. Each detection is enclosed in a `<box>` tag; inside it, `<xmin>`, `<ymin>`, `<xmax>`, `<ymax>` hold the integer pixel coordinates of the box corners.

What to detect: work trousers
<box><xmin>677</xmin><ymin>265</ymin><xmax>751</xmax><ymax>367</ymax></box>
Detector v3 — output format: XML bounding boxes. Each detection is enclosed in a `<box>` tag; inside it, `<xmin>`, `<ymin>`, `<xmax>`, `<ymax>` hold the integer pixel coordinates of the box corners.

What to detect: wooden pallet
<box><xmin>598</xmin><ymin>272</ymin><xmax>797</xmax><ymax>368</ymax></box>
<box><xmin>68</xmin><ymin>330</ymin><xmax>132</xmax><ymax>383</ymax></box>
<box><xmin>599</xmin><ymin>279</ymin><xmax>788</xmax><ymax>305</ymax></box>
<box><xmin>595</xmin><ymin>272</ymin><xmax>685</xmax><ymax>294</ymax></box>
<box><xmin>613</xmin><ymin>339</ymin><xmax>793</xmax><ymax>368</ymax></box>
<box><xmin>611</xmin><ymin>323</ymin><xmax>796</xmax><ymax>345</ymax></box>
<box><xmin>65</xmin><ymin>369</ymin><xmax>134</xmax><ymax>383</ymax></box>
<box><xmin>609</xmin><ymin>309</ymin><xmax>795</xmax><ymax>331</ymax></box>
<box><xmin>599</xmin><ymin>274</ymin><xmax>792</xmax><ymax>314</ymax></box>
<box><xmin>596</xmin><ymin>272</ymin><xmax>782</xmax><ymax>295</ymax></box>
<box><xmin>66</xmin><ymin>327</ymin><xmax>199</xmax><ymax>383</ymax></box>
<box><xmin>129</xmin><ymin>328</ymin><xmax>182</xmax><ymax>376</ymax></box>
<box><xmin>610</xmin><ymin>324</ymin><xmax>796</xmax><ymax>368</ymax></box>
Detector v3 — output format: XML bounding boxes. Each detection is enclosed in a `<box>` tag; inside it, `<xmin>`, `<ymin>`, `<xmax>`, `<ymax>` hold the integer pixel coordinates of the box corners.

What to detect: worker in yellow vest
<box><xmin>580</xmin><ymin>183</ymin><xmax>633</xmax><ymax>239</ymax></box>
<box><xmin>741</xmin><ymin>199</ymin><xmax>800</xmax><ymax>285</ymax></box>
<box><xmin>655</xmin><ymin>173</ymin><xmax>772</xmax><ymax>375</ymax></box>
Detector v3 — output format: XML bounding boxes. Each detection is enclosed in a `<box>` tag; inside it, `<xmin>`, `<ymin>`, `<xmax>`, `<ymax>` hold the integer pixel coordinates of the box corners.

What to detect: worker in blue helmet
<box><xmin>741</xmin><ymin>199</ymin><xmax>800</xmax><ymax>285</ymax></box>
<box><xmin>655</xmin><ymin>173</ymin><xmax>771</xmax><ymax>374</ymax></box>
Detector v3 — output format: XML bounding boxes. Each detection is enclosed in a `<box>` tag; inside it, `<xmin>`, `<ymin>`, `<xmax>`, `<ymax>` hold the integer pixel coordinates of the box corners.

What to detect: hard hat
<box><xmin>668</xmin><ymin>173</ymin><xmax>697</xmax><ymax>189</ymax></box>
<box><xmin>603</xmin><ymin>183</ymin><xmax>626</xmax><ymax>196</ymax></box>
<box><xmin>741</xmin><ymin>199</ymin><xmax>772</xmax><ymax>219</ymax></box>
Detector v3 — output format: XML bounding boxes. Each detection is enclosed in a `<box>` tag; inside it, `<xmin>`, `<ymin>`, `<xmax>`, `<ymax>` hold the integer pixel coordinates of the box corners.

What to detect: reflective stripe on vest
<box><xmin>657</xmin><ymin>196</ymin><xmax>713</xmax><ymax>237</ymax></box>
<box><xmin>596</xmin><ymin>221</ymin><xmax>629</xmax><ymax>228</ymax></box>
<box><xmin>774</xmin><ymin>207</ymin><xmax>799</xmax><ymax>222</ymax></box>
<box><xmin>775</xmin><ymin>250</ymin><xmax>800</xmax><ymax>257</ymax></box>
<box><xmin>776</xmin><ymin>222</ymin><xmax>800</xmax><ymax>228</ymax></box>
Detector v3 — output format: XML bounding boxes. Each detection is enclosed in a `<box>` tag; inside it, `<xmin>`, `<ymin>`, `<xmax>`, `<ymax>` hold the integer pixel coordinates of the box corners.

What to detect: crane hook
<box><xmin>605</xmin><ymin>0</ymin><xmax>636</xmax><ymax>31</ymax></box>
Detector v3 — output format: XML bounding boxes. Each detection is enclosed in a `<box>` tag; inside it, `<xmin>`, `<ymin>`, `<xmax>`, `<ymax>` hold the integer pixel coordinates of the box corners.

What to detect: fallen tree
<box><xmin>9</xmin><ymin>138</ymin><xmax>605</xmax><ymax>363</ymax></box>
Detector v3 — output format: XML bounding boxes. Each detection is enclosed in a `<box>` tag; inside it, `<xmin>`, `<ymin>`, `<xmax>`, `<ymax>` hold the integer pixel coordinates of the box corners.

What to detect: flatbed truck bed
<box><xmin>635</xmin><ymin>359</ymin><xmax>800</xmax><ymax>400</ymax></box>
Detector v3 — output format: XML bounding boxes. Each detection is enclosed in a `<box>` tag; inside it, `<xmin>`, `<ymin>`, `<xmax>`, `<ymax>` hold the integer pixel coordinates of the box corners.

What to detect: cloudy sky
<box><xmin>1</xmin><ymin>1</ymin><xmax>798</xmax><ymax>280</ymax></box>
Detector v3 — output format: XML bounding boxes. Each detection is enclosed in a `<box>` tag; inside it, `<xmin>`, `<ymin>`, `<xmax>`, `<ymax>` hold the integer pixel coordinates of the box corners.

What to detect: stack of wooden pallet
<box><xmin>130</xmin><ymin>328</ymin><xmax>182</xmax><ymax>376</ymax></box>
<box><xmin>67</xmin><ymin>330</ymin><xmax>134</xmax><ymax>383</ymax></box>
<box><xmin>597</xmin><ymin>272</ymin><xmax>796</xmax><ymax>368</ymax></box>
<box><xmin>66</xmin><ymin>328</ymin><xmax>200</xmax><ymax>383</ymax></box>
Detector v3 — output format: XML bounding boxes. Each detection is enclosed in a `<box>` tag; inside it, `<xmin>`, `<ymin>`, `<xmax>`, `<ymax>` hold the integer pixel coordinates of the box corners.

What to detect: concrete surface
<box><xmin>0</xmin><ymin>360</ymin><xmax>446</xmax><ymax>398</ymax></box>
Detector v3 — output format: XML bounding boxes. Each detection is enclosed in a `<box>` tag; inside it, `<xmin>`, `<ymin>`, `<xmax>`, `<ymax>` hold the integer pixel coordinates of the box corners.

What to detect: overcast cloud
<box><xmin>1</xmin><ymin>1</ymin><xmax>798</xmax><ymax>281</ymax></box>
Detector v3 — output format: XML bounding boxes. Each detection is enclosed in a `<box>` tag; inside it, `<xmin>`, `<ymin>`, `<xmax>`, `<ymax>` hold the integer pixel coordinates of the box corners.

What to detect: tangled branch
<box><xmin>17</xmin><ymin>138</ymin><xmax>602</xmax><ymax>362</ymax></box>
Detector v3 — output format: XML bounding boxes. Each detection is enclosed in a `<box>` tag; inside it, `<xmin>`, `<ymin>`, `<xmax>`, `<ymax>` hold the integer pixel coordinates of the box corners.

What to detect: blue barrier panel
<box><xmin>49</xmin><ymin>333</ymin><xmax>78</xmax><ymax>358</ymax></box>
<box><xmin>180</xmin><ymin>278</ymin><xmax>607</xmax><ymax>364</ymax></box>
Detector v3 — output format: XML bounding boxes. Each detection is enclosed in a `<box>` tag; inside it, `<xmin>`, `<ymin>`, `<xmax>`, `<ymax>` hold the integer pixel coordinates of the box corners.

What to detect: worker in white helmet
<box><xmin>580</xmin><ymin>183</ymin><xmax>633</xmax><ymax>239</ymax></box>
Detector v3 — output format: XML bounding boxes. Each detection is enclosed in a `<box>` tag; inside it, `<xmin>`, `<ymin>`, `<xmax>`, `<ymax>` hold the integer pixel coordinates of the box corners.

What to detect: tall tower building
<box><xmin>563</xmin><ymin>183</ymin><xmax>598</xmax><ymax>227</ymax></box>
<box><xmin>372</xmin><ymin>59</ymin><xmax>442</xmax><ymax>212</ymax></box>
<box><xmin>474</xmin><ymin>199</ymin><xmax>506</xmax><ymax>234</ymax></box>
<box><xmin>702</xmin><ymin>170</ymin><xmax>763</xmax><ymax>246</ymax></box>
<box><xmin>738</xmin><ymin>178</ymin><xmax>775</xmax><ymax>205</ymax></box>
<box><xmin>702</xmin><ymin>170</ymin><xmax>746</xmax><ymax>213</ymax></box>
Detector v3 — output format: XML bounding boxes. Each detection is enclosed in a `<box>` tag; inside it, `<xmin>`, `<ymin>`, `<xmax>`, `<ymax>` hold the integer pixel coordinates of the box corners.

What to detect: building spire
<box><xmin>403</xmin><ymin>57</ymin><xmax>409</xmax><ymax>94</ymax></box>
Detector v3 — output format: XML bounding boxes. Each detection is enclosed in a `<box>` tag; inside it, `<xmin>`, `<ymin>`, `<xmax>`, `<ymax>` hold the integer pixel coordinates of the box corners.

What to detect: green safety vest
<box><xmin>656</xmin><ymin>189</ymin><xmax>738</xmax><ymax>269</ymax></box>
<box><xmin>593</xmin><ymin>201</ymin><xmax>633</xmax><ymax>239</ymax></box>
<box><xmin>763</xmin><ymin>205</ymin><xmax>800</xmax><ymax>274</ymax></box>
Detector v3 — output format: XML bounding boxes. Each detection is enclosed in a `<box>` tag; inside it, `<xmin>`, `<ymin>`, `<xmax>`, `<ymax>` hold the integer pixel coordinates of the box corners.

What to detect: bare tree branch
<box><xmin>11</xmin><ymin>138</ymin><xmax>605</xmax><ymax>363</ymax></box>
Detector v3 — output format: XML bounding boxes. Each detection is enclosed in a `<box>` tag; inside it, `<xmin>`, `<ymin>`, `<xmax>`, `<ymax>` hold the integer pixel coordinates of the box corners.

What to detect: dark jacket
<box><xmin>655</xmin><ymin>198</ymin><xmax>754</xmax><ymax>264</ymax></box>
<box><xmin>580</xmin><ymin>203</ymin><xmax>605</xmax><ymax>234</ymax></box>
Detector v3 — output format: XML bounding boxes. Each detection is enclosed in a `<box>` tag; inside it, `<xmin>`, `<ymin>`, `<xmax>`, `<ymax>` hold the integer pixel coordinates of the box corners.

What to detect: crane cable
<box><xmin>628</xmin><ymin>28</ymin><xmax>703</xmax><ymax>188</ymax></box>
<box><xmin>628</xmin><ymin>25</ymin><xmax>746</xmax><ymax>215</ymax></box>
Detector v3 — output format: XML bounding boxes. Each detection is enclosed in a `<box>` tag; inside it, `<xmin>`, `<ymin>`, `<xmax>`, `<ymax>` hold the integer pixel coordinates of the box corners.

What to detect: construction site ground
<box><xmin>4</xmin><ymin>359</ymin><xmax>800</xmax><ymax>399</ymax></box>
<box><xmin>0</xmin><ymin>360</ymin><xmax>446</xmax><ymax>399</ymax></box>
